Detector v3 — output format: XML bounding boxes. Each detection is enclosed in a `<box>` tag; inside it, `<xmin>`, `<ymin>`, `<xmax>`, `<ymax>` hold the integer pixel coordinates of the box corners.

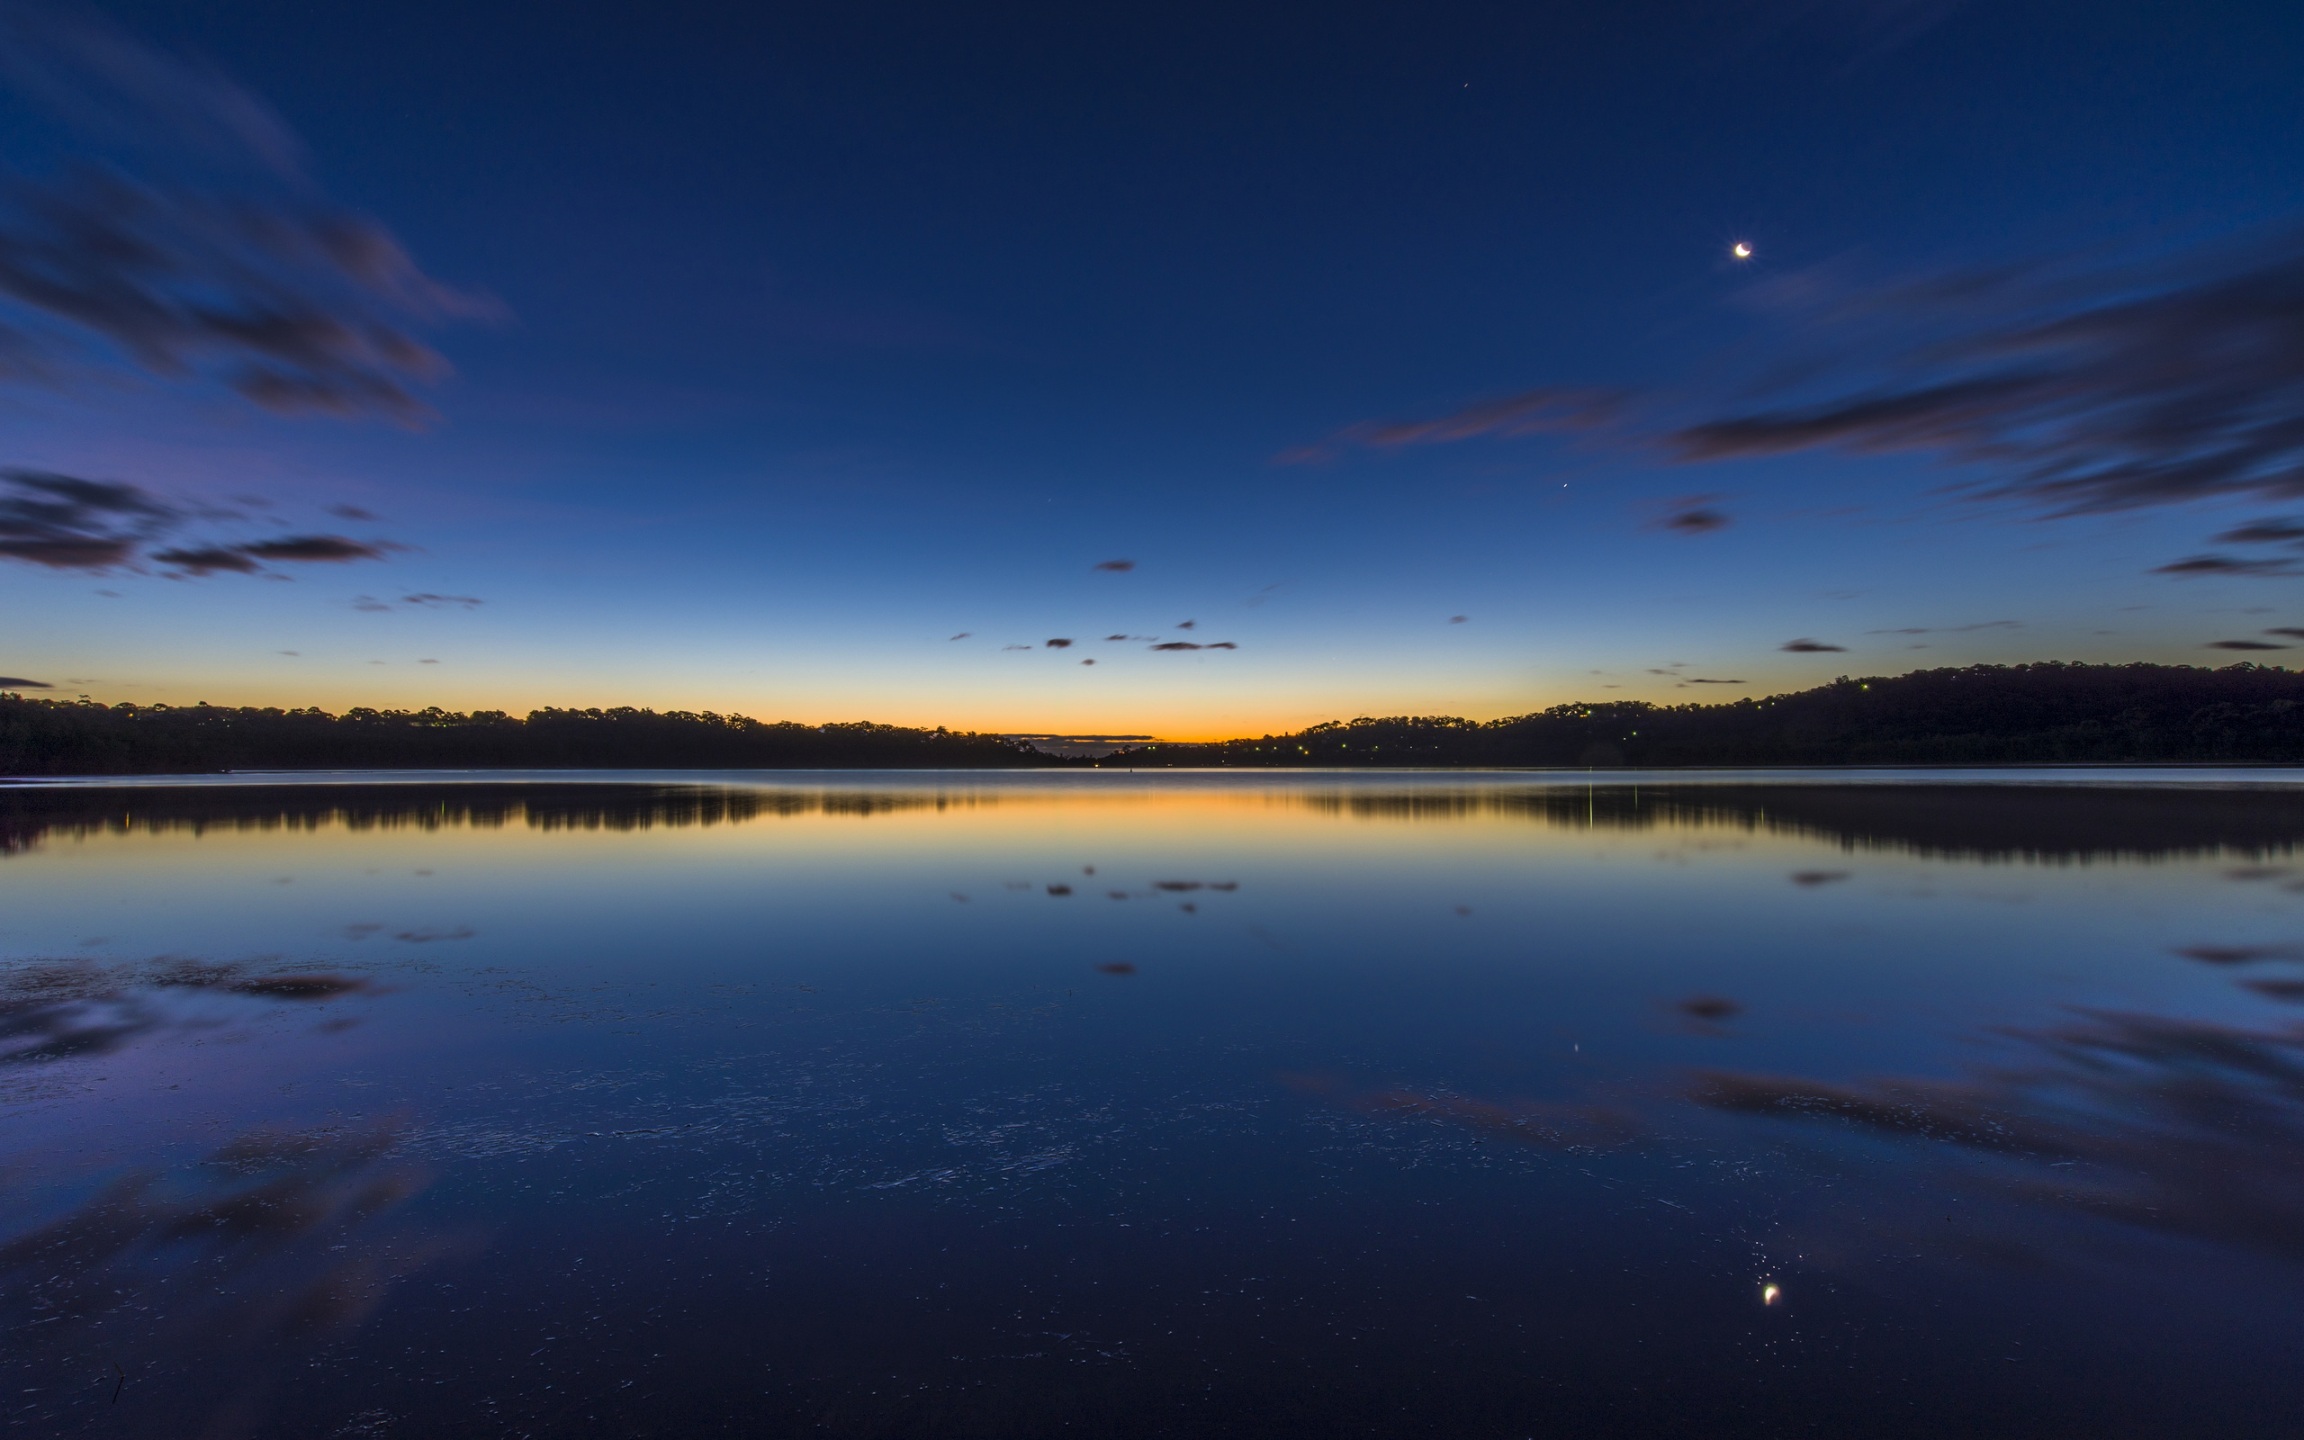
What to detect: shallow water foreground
<box><xmin>4</xmin><ymin>770</ymin><xmax>2304</xmax><ymax>1438</ymax></box>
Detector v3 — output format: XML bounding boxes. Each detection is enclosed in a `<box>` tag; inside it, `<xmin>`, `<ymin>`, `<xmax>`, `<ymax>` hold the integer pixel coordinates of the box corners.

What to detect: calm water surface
<box><xmin>4</xmin><ymin>771</ymin><xmax>2304</xmax><ymax>1437</ymax></box>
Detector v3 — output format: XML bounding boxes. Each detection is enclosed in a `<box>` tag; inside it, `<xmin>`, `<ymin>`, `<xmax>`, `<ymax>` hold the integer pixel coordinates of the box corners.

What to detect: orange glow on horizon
<box><xmin>26</xmin><ymin>639</ymin><xmax>2223</xmax><ymax>745</ymax></box>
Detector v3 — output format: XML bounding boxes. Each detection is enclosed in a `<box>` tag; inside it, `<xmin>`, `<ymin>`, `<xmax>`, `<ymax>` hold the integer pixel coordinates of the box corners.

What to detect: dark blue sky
<box><xmin>4</xmin><ymin>1</ymin><xmax>2302</xmax><ymax>734</ymax></box>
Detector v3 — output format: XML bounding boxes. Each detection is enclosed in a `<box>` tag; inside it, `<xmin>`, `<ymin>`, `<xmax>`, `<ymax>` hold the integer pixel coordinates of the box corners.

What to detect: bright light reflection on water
<box><xmin>4</xmin><ymin>771</ymin><xmax>2303</xmax><ymax>1437</ymax></box>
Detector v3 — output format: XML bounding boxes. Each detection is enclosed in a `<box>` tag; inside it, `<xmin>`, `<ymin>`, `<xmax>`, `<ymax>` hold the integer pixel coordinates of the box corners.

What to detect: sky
<box><xmin>1</xmin><ymin>0</ymin><xmax>2302</xmax><ymax>739</ymax></box>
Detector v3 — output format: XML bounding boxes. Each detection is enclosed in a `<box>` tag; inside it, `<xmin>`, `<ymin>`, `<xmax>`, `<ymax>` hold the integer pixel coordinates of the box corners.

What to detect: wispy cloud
<box><xmin>1780</xmin><ymin>638</ymin><xmax>1846</xmax><ymax>652</ymax></box>
<box><xmin>146</xmin><ymin>542</ymin><xmax>257</xmax><ymax>575</ymax></box>
<box><xmin>235</xmin><ymin>535</ymin><xmax>387</xmax><ymax>563</ymax></box>
<box><xmin>1664</xmin><ymin>234</ymin><xmax>2304</xmax><ymax>523</ymax></box>
<box><xmin>151</xmin><ymin>533</ymin><xmax>386</xmax><ymax>576</ymax></box>
<box><xmin>1656</xmin><ymin>503</ymin><xmax>1730</xmax><ymax>534</ymax></box>
<box><xmin>2156</xmin><ymin>555</ymin><xmax>2303</xmax><ymax>578</ymax></box>
<box><xmin>0</xmin><ymin>674</ymin><xmax>49</xmax><ymax>687</ymax></box>
<box><xmin>1636</xmin><ymin>492</ymin><xmax>1733</xmax><ymax>537</ymax></box>
<box><xmin>2214</xmin><ymin>518</ymin><xmax>2304</xmax><ymax>545</ymax></box>
<box><xmin>0</xmin><ymin>467</ymin><xmax>171</xmax><ymax>568</ymax></box>
<box><xmin>0</xmin><ymin>467</ymin><xmax>400</xmax><ymax>575</ymax></box>
<box><xmin>0</xmin><ymin>5</ymin><xmax>499</xmax><ymax>421</ymax></box>
<box><xmin>1731</xmin><ymin>0</ymin><xmax>1971</xmax><ymax>59</ymax></box>
<box><xmin>1866</xmin><ymin>619</ymin><xmax>2022</xmax><ymax>634</ymax></box>
<box><xmin>1277</xmin><ymin>386</ymin><xmax>1620</xmax><ymax>465</ymax></box>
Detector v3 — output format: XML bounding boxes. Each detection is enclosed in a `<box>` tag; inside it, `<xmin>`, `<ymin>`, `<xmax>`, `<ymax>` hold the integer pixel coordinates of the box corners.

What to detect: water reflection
<box><xmin>1</xmin><ymin>1125</ymin><xmax>443</xmax><ymax>1433</ymax></box>
<box><xmin>3</xmin><ymin>774</ymin><xmax>2303</xmax><ymax>1436</ymax></box>
<box><xmin>7</xmin><ymin>774</ymin><xmax>2304</xmax><ymax>860</ymax></box>
<box><xmin>1691</xmin><ymin>1007</ymin><xmax>2304</xmax><ymax>1258</ymax></box>
<box><xmin>1</xmin><ymin>957</ymin><xmax>375</xmax><ymax>1068</ymax></box>
<box><xmin>0</xmin><ymin>782</ymin><xmax>948</xmax><ymax>854</ymax></box>
<box><xmin>1295</xmin><ymin>780</ymin><xmax>2304</xmax><ymax>859</ymax></box>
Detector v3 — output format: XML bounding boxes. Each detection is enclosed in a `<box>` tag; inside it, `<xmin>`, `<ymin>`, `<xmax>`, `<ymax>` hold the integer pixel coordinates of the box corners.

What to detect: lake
<box><xmin>4</xmin><ymin>770</ymin><xmax>2303</xmax><ymax>1437</ymax></box>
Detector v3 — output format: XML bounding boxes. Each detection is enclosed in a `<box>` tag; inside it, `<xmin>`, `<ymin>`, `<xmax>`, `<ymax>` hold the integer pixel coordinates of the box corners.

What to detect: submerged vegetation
<box><xmin>3</xmin><ymin>663</ymin><xmax>2301</xmax><ymax>774</ymax></box>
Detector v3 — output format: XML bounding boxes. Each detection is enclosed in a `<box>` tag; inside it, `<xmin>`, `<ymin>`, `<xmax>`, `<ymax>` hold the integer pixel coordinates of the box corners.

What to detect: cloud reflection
<box><xmin>0</xmin><ymin>957</ymin><xmax>373</xmax><ymax>1067</ymax></box>
<box><xmin>1692</xmin><ymin>1006</ymin><xmax>2304</xmax><ymax>1259</ymax></box>
<box><xmin>0</xmin><ymin>1123</ymin><xmax>449</xmax><ymax>1434</ymax></box>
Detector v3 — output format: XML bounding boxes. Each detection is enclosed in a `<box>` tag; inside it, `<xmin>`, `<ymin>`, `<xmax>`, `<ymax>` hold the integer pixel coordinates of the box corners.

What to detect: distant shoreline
<box><xmin>11</xmin><ymin>760</ymin><xmax>2304</xmax><ymax>786</ymax></box>
<box><xmin>7</xmin><ymin>661</ymin><xmax>2304</xmax><ymax>775</ymax></box>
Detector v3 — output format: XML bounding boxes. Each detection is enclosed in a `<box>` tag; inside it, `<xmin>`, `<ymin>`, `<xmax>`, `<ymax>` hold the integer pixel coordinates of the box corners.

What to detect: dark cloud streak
<box><xmin>153</xmin><ymin>533</ymin><xmax>386</xmax><ymax>575</ymax></box>
<box><xmin>0</xmin><ymin>466</ymin><xmax>172</xmax><ymax>569</ymax></box>
<box><xmin>1278</xmin><ymin>386</ymin><xmax>1620</xmax><ymax>464</ymax></box>
<box><xmin>2215</xmin><ymin>518</ymin><xmax>2304</xmax><ymax>545</ymax></box>
<box><xmin>0</xmin><ymin>8</ymin><xmax>498</xmax><ymax>422</ymax></box>
<box><xmin>1664</xmin><ymin>235</ymin><xmax>2304</xmax><ymax>519</ymax></box>
<box><xmin>147</xmin><ymin>543</ymin><xmax>258</xmax><ymax>575</ymax></box>
<box><xmin>2157</xmin><ymin>555</ymin><xmax>2302</xmax><ymax>578</ymax></box>
<box><xmin>1867</xmin><ymin>620</ymin><xmax>2022</xmax><ymax>634</ymax></box>
<box><xmin>0</xmin><ymin>466</ymin><xmax>402</xmax><ymax>575</ymax></box>
<box><xmin>236</xmin><ymin>535</ymin><xmax>386</xmax><ymax>564</ymax></box>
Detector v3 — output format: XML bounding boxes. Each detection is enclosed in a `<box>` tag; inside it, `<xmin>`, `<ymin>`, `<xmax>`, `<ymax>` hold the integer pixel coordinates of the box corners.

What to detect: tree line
<box><xmin>1099</xmin><ymin>663</ymin><xmax>2304</xmax><ymax>767</ymax></box>
<box><xmin>5</xmin><ymin>663</ymin><xmax>2302</xmax><ymax>774</ymax></box>
<box><xmin>0</xmin><ymin>700</ymin><xmax>1053</xmax><ymax>774</ymax></box>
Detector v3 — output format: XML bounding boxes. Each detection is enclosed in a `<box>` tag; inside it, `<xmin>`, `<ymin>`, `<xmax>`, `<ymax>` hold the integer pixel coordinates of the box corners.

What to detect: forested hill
<box><xmin>1104</xmin><ymin>664</ymin><xmax>2304</xmax><ymax>768</ymax></box>
<box><xmin>7</xmin><ymin>663</ymin><xmax>2303</xmax><ymax>776</ymax></box>
<box><xmin>0</xmin><ymin>700</ymin><xmax>1053</xmax><ymax>775</ymax></box>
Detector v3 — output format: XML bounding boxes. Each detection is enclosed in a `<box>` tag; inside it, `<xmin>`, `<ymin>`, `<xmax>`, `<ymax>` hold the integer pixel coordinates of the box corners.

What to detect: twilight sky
<box><xmin>2</xmin><ymin>0</ymin><xmax>2301</xmax><ymax>737</ymax></box>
